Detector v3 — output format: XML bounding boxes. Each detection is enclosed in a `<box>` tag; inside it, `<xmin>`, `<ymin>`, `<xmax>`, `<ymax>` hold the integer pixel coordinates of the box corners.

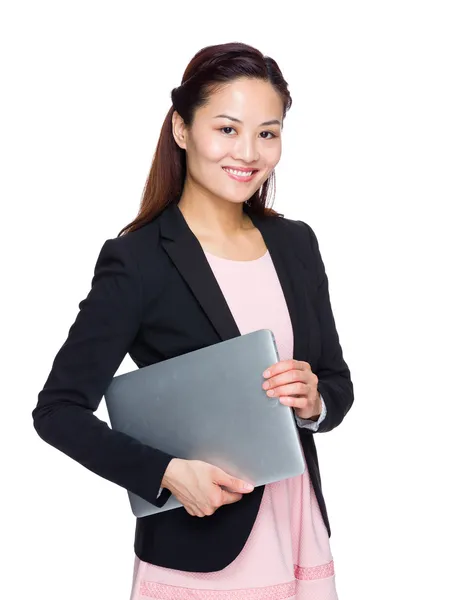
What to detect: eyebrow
<box><xmin>213</xmin><ymin>114</ymin><xmax>281</xmax><ymax>127</ymax></box>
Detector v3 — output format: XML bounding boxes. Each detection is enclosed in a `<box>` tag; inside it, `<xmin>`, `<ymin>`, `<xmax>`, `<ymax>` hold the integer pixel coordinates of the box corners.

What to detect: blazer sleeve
<box><xmin>298</xmin><ymin>221</ymin><xmax>355</xmax><ymax>433</ymax></box>
<box><xmin>32</xmin><ymin>237</ymin><xmax>175</xmax><ymax>508</ymax></box>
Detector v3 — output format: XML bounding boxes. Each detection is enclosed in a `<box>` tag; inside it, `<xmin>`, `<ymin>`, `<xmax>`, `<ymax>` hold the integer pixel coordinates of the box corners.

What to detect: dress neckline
<box><xmin>203</xmin><ymin>249</ymin><xmax>269</xmax><ymax>263</ymax></box>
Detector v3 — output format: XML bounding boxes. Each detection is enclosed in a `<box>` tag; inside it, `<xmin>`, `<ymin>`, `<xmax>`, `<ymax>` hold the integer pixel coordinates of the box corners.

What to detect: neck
<box><xmin>177</xmin><ymin>187</ymin><xmax>252</xmax><ymax>238</ymax></box>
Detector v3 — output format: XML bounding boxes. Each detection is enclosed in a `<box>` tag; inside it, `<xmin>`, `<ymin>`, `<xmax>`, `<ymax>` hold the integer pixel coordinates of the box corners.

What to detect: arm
<box><xmin>298</xmin><ymin>221</ymin><xmax>355</xmax><ymax>433</ymax></box>
<box><xmin>32</xmin><ymin>238</ymin><xmax>175</xmax><ymax>508</ymax></box>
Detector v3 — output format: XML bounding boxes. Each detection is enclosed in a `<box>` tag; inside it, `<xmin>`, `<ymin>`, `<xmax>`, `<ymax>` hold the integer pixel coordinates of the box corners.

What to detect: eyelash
<box><xmin>219</xmin><ymin>127</ymin><xmax>278</xmax><ymax>139</ymax></box>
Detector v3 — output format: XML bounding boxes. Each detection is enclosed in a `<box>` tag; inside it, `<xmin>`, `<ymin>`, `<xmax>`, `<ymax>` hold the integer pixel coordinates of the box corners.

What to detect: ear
<box><xmin>172</xmin><ymin>110</ymin><xmax>187</xmax><ymax>150</ymax></box>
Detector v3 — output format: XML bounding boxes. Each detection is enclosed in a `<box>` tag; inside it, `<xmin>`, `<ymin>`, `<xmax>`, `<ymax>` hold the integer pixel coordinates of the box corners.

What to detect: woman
<box><xmin>33</xmin><ymin>42</ymin><xmax>354</xmax><ymax>599</ymax></box>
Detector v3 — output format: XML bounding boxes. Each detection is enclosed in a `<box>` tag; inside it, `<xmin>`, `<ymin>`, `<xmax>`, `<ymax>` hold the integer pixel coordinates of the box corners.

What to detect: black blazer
<box><xmin>33</xmin><ymin>201</ymin><xmax>354</xmax><ymax>572</ymax></box>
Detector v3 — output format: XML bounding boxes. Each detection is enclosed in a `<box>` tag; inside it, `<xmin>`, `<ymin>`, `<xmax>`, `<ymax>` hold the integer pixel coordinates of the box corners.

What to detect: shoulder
<box><xmin>87</xmin><ymin>220</ymin><xmax>163</xmax><ymax>295</ymax></box>
<box><xmin>97</xmin><ymin>218</ymin><xmax>161</xmax><ymax>265</ymax></box>
<box><xmin>269</xmin><ymin>213</ymin><xmax>320</xmax><ymax>255</ymax></box>
<box><xmin>268</xmin><ymin>214</ymin><xmax>325</xmax><ymax>281</ymax></box>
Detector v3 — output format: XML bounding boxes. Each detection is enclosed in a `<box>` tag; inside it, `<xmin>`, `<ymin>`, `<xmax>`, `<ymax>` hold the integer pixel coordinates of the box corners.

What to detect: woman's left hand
<box><xmin>262</xmin><ymin>360</ymin><xmax>322</xmax><ymax>421</ymax></box>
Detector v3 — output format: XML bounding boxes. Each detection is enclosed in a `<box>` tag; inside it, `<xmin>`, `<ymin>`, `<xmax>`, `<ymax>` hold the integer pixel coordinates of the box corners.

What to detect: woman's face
<box><xmin>173</xmin><ymin>77</ymin><xmax>284</xmax><ymax>206</ymax></box>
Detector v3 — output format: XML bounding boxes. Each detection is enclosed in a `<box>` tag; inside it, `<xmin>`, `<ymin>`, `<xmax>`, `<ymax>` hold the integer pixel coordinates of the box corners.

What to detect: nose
<box><xmin>231</xmin><ymin>133</ymin><xmax>260</xmax><ymax>164</ymax></box>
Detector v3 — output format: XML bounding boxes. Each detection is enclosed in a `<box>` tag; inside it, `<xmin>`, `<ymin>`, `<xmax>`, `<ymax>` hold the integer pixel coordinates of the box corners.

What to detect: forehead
<box><xmin>198</xmin><ymin>78</ymin><xmax>284</xmax><ymax>123</ymax></box>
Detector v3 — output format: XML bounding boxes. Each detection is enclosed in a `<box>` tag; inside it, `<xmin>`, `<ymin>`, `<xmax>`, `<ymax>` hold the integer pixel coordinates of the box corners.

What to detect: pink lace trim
<box><xmin>140</xmin><ymin>580</ymin><xmax>295</xmax><ymax>600</ymax></box>
<box><xmin>139</xmin><ymin>561</ymin><xmax>334</xmax><ymax>599</ymax></box>
<box><xmin>294</xmin><ymin>560</ymin><xmax>335</xmax><ymax>580</ymax></box>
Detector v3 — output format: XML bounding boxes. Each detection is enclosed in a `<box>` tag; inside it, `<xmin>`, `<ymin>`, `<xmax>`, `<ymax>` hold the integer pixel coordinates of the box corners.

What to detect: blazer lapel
<box><xmin>250</xmin><ymin>209</ymin><xmax>308</xmax><ymax>363</ymax></box>
<box><xmin>159</xmin><ymin>202</ymin><xmax>241</xmax><ymax>342</ymax></box>
<box><xmin>158</xmin><ymin>202</ymin><xmax>309</xmax><ymax>362</ymax></box>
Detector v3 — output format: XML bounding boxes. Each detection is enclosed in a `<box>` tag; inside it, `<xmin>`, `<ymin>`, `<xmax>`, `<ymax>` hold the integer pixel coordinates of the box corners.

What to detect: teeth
<box><xmin>223</xmin><ymin>168</ymin><xmax>254</xmax><ymax>177</ymax></box>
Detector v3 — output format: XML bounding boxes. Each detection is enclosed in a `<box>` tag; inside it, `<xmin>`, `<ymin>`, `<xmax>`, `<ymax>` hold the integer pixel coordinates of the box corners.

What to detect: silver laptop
<box><xmin>103</xmin><ymin>329</ymin><xmax>305</xmax><ymax>517</ymax></box>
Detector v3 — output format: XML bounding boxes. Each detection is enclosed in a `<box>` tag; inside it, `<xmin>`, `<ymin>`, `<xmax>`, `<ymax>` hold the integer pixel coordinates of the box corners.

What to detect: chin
<box><xmin>223</xmin><ymin>195</ymin><xmax>253</xmax><ymax>206</ymax></box>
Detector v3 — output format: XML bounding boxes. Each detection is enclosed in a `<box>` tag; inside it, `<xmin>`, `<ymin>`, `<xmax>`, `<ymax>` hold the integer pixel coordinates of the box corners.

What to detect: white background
<box><xmin>1</xmin><ymin>1</ymin><xmax>471</xmax><ymax>598</ymax></box>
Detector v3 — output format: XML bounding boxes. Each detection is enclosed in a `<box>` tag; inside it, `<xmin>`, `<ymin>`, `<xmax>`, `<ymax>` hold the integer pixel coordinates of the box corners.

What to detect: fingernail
<box><xmin>244</xmin><ymin>483</ymin><xmax>254</xmax><ymax>491</ymax></box>
<box><xmin>263</xmin><ymin>370</ymin><xmax>270</xmax><ymax>377</ymax></box>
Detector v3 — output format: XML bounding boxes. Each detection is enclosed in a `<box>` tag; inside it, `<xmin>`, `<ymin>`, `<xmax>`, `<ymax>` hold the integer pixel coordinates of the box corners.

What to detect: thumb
<box><xmin>214</xmin><ymin>469</ymin><xmax>254</xmax><ymax>493</ymax></box>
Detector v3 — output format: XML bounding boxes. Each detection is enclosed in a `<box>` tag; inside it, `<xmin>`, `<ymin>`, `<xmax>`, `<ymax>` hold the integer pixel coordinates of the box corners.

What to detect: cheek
<box><xmin>261</xmin><ymin>142</ymin><xmax>282</xmax><ymax>169</ymax></box>
<box><xmin>271</xmin><ymin>145</ymin><xmax>282</xmax><ymax>165</ymax></box>
<box><xmin>206</xmin><ymin>141</ymin><xmax>228</xmax><ymax>161</ymax></box>
<box><xmin>194</xmin><ymin>133</ymin><xmax>229</xmax><ymax>163</ymax></box>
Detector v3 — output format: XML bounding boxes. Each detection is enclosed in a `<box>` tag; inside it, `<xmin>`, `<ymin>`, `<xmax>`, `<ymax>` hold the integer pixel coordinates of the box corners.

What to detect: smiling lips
<box><xmin>222</xmin><ymin>166</ymin><xmax>259</xmax><ymax>182</ymax></box>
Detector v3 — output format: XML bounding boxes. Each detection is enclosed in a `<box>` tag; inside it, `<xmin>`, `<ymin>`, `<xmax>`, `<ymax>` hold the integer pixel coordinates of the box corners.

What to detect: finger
<box><xmin>263</xmin><ymin>370</ymin><xmax>307</xmax><ymax>392</ymax></box>
<box><xmin>262</xmin><ymin>360</ymin><xmax>295</xmax><ymax>378</ymax></box>
<box><xmin>279</xmin><ymin>396</ymin><xmax>307</xmax><ymax>409</ymax></box>
<box><xmin>214</xmin><ymin>470</ymin><xmax>254</xmax><ymax>493</ymax></box>
<box><xmin>266</xmin><ymin>382</ymin><xmax>308</xmax><ymax>398</ymax></box>
<box><xmin>263</xmin><ymin>360</ymin><xmax>308</xmax><ymax>379</ymax></box>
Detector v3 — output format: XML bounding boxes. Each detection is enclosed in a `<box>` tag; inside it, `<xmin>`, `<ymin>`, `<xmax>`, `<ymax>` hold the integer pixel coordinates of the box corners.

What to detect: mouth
<box><xmin>222</xmin><ymin>166</ymin><xmax>259</xmax><ymax>182</ymax></box>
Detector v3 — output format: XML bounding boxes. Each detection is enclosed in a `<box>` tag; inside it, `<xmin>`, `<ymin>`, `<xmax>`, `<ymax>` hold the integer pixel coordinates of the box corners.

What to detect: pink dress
<box><xmin>130</xmin><ymin>249</ymin><xmax>338</xmax><ymax>600</ymax></box>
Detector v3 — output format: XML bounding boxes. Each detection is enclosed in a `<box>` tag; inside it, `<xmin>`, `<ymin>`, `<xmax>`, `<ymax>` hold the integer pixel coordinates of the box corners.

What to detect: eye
<box><xmin>220</xmin><ymin>126</ymin><xmax>236</xmax><ymax>135</ymax></box>
<box><xmin>260</xmin><ymin>131</ymin><xmax>278</xmax><ymax>139</ymax></box>
<box><xmin>219</xmin><ymin>127</ymin><xmax>278</xmax><ymax>139</ymax></box>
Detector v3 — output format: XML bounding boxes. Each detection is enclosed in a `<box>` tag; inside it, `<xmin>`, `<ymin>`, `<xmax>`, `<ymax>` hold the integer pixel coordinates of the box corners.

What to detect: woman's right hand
<box><xmin>161</xmin><ymin>458</ymin><xmax>255</xmax><ymax>517</ymax></box>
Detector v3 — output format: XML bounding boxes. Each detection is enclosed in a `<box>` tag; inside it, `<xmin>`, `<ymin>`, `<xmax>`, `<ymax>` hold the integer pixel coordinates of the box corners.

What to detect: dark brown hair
<box><xmin>118</xmin><ymin>42</ymin><xmax>292</xmax><ymax>236</ymax></box>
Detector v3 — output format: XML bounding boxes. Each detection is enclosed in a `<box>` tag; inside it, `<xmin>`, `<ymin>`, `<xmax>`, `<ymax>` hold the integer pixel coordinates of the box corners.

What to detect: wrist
<box><xmin>309</xmin><ymin>393</ymin><xmax>322</xmax><ymax>421</ymax></box>
<box><xmin>161</xmin><ymin>458</ymin><xmax>182</xmax><ymax>491</ymax></box>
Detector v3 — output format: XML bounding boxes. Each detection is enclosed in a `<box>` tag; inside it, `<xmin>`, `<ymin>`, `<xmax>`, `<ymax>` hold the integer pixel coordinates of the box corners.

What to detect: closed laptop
<box><xmin>103</xmin><ymin>329</ymin><xmax>305</xmax><ymax>517</ymax></box>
